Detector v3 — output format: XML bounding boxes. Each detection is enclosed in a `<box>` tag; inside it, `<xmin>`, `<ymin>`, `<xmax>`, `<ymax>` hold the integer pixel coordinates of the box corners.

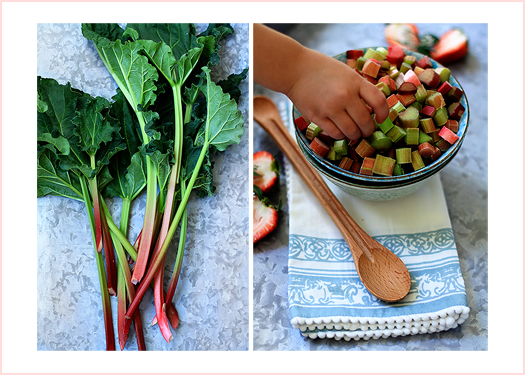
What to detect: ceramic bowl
<box><xmin>293</xmin><ymin>47</ymin><xmax>469</xmax><ymax>201</ymax></box>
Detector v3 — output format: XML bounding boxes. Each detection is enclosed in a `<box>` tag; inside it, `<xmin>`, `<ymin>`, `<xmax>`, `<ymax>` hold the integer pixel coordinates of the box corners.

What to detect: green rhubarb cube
<box><xmin>334</xmin><ymin>139</ymin><xmax>349</xmax><ymax>156</ymax></box>
<box><xmin>395</xmin><ymin>148</ymin><xmax>412</xmax><ymax>164</ymax></box>
<box><xmin>434</xmin><ymin>107</ymin><xmax>448</xmax><ymax>126</ymax></box>
<box><xmin>391</xmin><ymin>101</ymin><xmax>406</xmax><ymax>115</ymax></box>
<box><xmin>356</xmin><ymin>56</ymin><xmax>367</xmax><ymax>71</ymax></box>
<box><xmin>418</xmin><ymin>131</ymin><xmax>433</xmax><ymax>145</ymax></box>
<box><xmin>386</xmin><ymin>125</ymin><xmax>406</xmax><ymax>143</ymax></box>
<box><xmin>306</xmin><ymin>123</ymin><xmax>322</xmax><ymax>140</ymax></box>
<box><xmin>368</xmin><ymin>131</ymin><xmax>393</xmax><ymax>152</ymax></box>
<box><xmin>411</xmin><ymin>150</ymin><xmax>425</xmax><ymax>171</ymax></box>
<box><xmin>372</xmin><ymin>154</ymin><xmax>396</xmax><ymax>176</ymax></box>
<box><xmin>327</xmin><ymin>146</ymin><xmax>343</xmax><ymax>162</ymax></box>
<box><xmin>405</xmin><ymin>128</ymin><xmax>419</xmax><ymax>145</ymax></box>
<box><xmin>364</xmin><ymin>48</ymin><xmax>386</xmax><ymax>61</ymax></box>
<box><xmin>378</xmin><ymin>117</ymin><xmax>394</xmax><ymax>134</ymax></box>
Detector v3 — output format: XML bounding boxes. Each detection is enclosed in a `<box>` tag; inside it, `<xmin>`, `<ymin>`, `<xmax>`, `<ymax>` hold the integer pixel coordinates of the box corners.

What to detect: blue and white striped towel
<box><xmin>280</xmin><ymin>101</ymin><xmax>470</xmax><ymax>341</ymax></box>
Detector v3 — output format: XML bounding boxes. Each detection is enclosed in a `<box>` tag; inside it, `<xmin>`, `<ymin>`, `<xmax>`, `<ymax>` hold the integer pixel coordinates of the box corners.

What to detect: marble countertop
<box><xmin>253</xmin><ymin>23</ymin><xmax>488</xmax><ymax>351</ymax></box>
<box><xmin>37</xmin><ymin>23</ymin><xmax>250</xmax><ymax>351</ymax></box>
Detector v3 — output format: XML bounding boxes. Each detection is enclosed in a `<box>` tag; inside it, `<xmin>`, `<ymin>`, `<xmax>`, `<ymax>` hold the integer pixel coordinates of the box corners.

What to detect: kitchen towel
<box><xmin>280</xmin><ymin>101</ymin><xmax>470</xmax><ymax>341</ymax></box>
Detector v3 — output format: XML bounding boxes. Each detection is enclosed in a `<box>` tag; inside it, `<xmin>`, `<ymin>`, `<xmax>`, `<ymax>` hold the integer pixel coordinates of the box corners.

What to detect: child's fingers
<box><xmin>314</xmin><ymin>117</ymin><xmax>346</xmax><ymax>140</ymax></box>
<box><xmin>345</xmin><ymin>103</ymin><xmax>375</xmax><ymax>139</ymax></box>
<box><xmin>359</xmin><ymin>81</ymin><xmax>390</xmax><ymax>124</ymax></box>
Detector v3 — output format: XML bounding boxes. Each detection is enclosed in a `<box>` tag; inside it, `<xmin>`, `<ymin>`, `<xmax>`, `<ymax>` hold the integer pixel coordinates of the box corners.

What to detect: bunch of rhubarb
<box><xmin>298</xmin><ymin>46</ymin><xmax>466</xmax><ymax>177</ymax></box>
<box><xmin>384</xmin><ymin>24</ymin><xmax>468</xmax><ymax>64</ymax></box>
<box><xmin>37</xmin><ymin>23</ymin><xmax>247</xmax><ymax>350</ymax></box>
<box><xmin>253</xmin><ymin>151</ymin><xmax>280</xmax><ymax>243</ymax></box>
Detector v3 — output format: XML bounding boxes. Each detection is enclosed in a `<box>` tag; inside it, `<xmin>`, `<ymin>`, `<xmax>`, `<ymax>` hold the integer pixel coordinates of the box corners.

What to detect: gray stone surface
<box><xmin>37</xmin><ymin>23</ymin><xmax>250</xmax><ymax>351</ymax></box>
<box><xmin>253</xmin><ymin>23</ymin><xmax>488</xmax><ymax>351</ymax></box>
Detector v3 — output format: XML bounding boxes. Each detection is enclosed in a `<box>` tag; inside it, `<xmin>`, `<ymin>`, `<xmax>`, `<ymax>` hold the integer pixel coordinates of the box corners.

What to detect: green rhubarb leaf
<box><xmin>217</xmin><ymin>68</ymin><xmax>248</xmax><ymax>104</ymax></box>
<box><xmin>104</xmin><ymin>151</ymin><xmax>146</xmax><ymax>201</ymax></box>
<box><xmin>37</xmin><ymin>148</ymin><xmax>83</xmax><ymax>201</ymax></box>
<box><xmin>82</xmin><ymin>24</ymin><xmax>159</xmax><ymax>113</ymax></box>
<box><xmin>182</xmin><ymin>136</ymin><xmax>214</xmax><ymax>198</ymax></box>
<box><xmin>109</xmin><ymin>89</ymin><xmax>142</xmax><ymax>157</ymax></box>
<box><xmin>200</xmin><ymin>67</ymin><xmax>245</xmax><ymax>152</ymax></box>
<box><xmin>38</xmin><ymin>133</ymin><xmax>70</xmax><ymax>155</ymax></box>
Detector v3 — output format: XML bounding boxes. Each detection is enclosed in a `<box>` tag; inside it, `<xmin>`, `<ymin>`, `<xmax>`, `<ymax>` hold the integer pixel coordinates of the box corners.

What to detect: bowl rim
<box><xmin>293</xmin><ymin>47</ymin><xmax>469</xmax><ymax>186</ymax></box>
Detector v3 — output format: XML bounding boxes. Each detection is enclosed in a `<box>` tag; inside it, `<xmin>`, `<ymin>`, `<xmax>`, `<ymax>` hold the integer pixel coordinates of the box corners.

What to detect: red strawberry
<box><xmin>384</xmin><ymin>23</ymin><xmax>419</xmax><ymax>51</ymax></box>
<box><xmin>253</xmin><ymin>151</ymin><xmax>279</xmax><ymax>193</ymax></box>
<box><xmin>430</xmin><ymin>28</ymin><xmax>468</xmax><ymax>65</ymax></box>
<box><xmin>253</xmin><ymin>194</ymin><xmax>278</xmax><ymax>243</ymax></box>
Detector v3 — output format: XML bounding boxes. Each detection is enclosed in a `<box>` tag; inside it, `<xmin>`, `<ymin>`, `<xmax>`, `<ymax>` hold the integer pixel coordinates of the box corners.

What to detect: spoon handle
<box><xmin>254</xmin><ymin>104</ymin><xmax>377</xmax><ymax>262</ymax></box>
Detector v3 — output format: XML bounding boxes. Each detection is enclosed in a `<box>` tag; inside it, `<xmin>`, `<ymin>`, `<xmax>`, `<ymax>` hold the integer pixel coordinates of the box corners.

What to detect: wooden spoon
<box><xmin>253</xmin><ymin>95</ymin><xmax>411</xmax><ymax>302</ymax></box>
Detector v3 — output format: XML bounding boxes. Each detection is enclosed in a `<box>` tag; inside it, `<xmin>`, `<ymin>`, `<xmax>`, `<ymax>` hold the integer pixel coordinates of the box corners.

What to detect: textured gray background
<box><xmin>37</xmin><ymin>23</ymin><xmax>250</xmax><ymax>351</ymax></box>
<box><xmin>253</xmin><ymin>23</ymin><xmax>488</xmax><ymax>351</ymax></box>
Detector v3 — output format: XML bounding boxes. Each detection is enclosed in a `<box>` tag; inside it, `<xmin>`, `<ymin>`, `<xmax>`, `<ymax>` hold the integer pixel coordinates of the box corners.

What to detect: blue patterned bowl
<box><xmin>293</xmin><ymin>48</ymin><xmax>469</xmax><ymax>201</ymax></box>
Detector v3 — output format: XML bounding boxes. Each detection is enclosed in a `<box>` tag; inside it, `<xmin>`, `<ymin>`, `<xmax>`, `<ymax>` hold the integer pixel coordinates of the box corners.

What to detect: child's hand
<box><xmin>287</xmin><ymin>49</ymin><xmax>389</xmax><ymax>141</ymax></box>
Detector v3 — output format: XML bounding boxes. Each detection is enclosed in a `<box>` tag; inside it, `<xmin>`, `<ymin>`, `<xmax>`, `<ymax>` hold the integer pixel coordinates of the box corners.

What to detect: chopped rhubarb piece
<box><xmin>327</xmin><ymin>146</ymin><xmax>343</xmax><ymax>162</ymax></box>
<box><xmin>396</xmin><ymin>93</ymin><xmax>416</xmax><ymax>107</ymax></box>
<box><xmin>404</xmin><ymin>55</ymin><xmax>417</xmax><ymax>65</ymax></box>
<box><xmin>415</xmin><ymin>84</ymin><xmax>427</xmax><ymax>104</ymax></box>
<box><xmin>418</xmin><ymin>55</ymin><xmax>433</xmax><ymax>69</ymax></box>
<box><xmin>347</xmin><ymin>147</ymin><xmax>359</xmax><ymax>161</ymax></box>
<box><xmin>317</xmin><ymin>130</ymin><xmax>334</xmax><ymax>145</ymax></box>
<box><xmin>386</xmin><ymin>94</ymin><xmax>400</xmax><ymax>108</ymax></box>
<box><xmin>362</xmin><ymin>59</ymin><xmax>382</xmax><ymax>78</ymax></box>
<box><xmin>294</xmin><ymin>116</ymin><xmax>310</xmax><ymax>131</ymax></box>
<box><xmin>413</xmin><ymin>66</ymin><xmax>424</xmax><ymax>76</ymax></box>
<box><xmin>368</xmin><ymin>131</ymin><xmax>393</xmax><ymax>152</ymax></box>
<box><xmin>399</xmin><ymin>62</ymin><xmax>412</xmax><ymax>74</ymax></box>
<box><xmin>403</xmin><ymin>69</ymin><xmax>422</xmax><ymax>87</ymax></box>
<box><xmin>373</xmin><ymin>154</ymin><xmax>396</xmax><ymax>176</ymax></box>
<box><xmin>420</xmin><ymin>105</ymin><xmax>436</xmax><ymax>118</ymax></box>
<box><xmin>347</xmin><ymin>59</ymin><xmax>357</xmax><ymax>69</ymax></box>
<box><xmin>333</xmin><ymin>139</ymin><xmax>349</xmax><ymax>156</ymax></box>
<box><xmin>430</xmin><ymin>147</ymin><xmax>442</xmax><ymax>161</ymax></box>
<box><xmin>346</xmin><ymin>49</ymin><xmax>364</xmax><ymax>59</ymax></box>
<box><xmin>434</xmin><ymin>107</ymin><xmax>449</xmax><ymax>126</ymax></box>
<box><xmin>437</xmin><ymin>81</ymin><xmax>453</xmax><ymax>96</ymax></box>
<box><xmin>445</xmin><ymin>119</ymin><xmax>459</xmax><ymax>133</ymax></box>
<box><xmin>435</xmin><ymin>67</ymin><xmax>451</xmax><ymax>84</ymax></box>
<box><xmin>362</xmin><ymin>74</ymin><xmax>377</xmax><ymax>85</ymax></box>
<box><xmin>305</xmin><ymin>123</ymin><xmax>322</xmax><ymax>140</ymax></box>
<box><xmin>388</xmin><ymin>66</ymin><xmax>400</xmax><ymax>80</ymax></box>
<box><xmin>438</xmin><ymin>126</ymin><xmax>459</xmax><ymax>145</ymax></box>
<box><xmin>375</xmin><ymin>81</ymin><xmax>391</xmax><ymax>97</ymax></box>
<box><xmin>386</xmin><ymin>125</ymin><xmax>406</xmax><ymax>143</ymax></box>
<box><xmin>388</xmin><ymin>107</ymin><xmax>399</xmax><ymax>122</ymax></box>
<box><xmin>410</xmin><ymin>101</ymin><xmax>422</xmax><ymax>112</ymax></box>
<box><xmin>396</xmin><ymin>147</ymin><xmax>412</xmax><ymax>164</ymax></box>
<box><xmin>436</xmin><ymin>138</ymin><xmax>452</xmax><ymax>151</ymax></box>
<box><xmin>398</xmin><ymin>106</ymin><xmax>419</xmax><ymax>128</ymax></box>
<box><xmin>387</xmin><ymin>148</ymin><xmax>396</xmax><ymax>159</ymax></box>
<box><xmin>426</xmin><ymin>92</ymin><xmax>446</xmax><ymax>110</ymax></box>
<box><xmin>356</xmin><ymin>56</ymin><xmax>367</xmax><ymax>71</ymax></box>
<box><xmin>411</xmin><ymin>150</ymin><xmax>425</xmax><ymax>170</ymax></box>
<box><xmin>418</xmin><ymin>68</ymin><xmax>441</xmax><ymax>88</ymax></box>
<box><xmin>394</xmin><ymin>72</ymin><xmax>405</xmax><ymax>89</ymax></box>
<box><xmin>418</xmin><ymin>142</ymin><xmax>436</xmax><ymax>158</ymax></box>
<box><xmin>364</xmin><ymin>48</ymin><xmax>386</xmax><ymax>61</ymax></box>
<box><xmin>380</xmin><ymin>60</ymin><xmax>391</xmax><ymax>70</ymax></box>
<box><xmin>350</xmin><ymin>160</ymin><xmax>361</xmax><ymax>174</ymax></box>
<box><xmin>420</xmin><ymin>117</ymin><xmax>436</xmax><ymax>133</ymax></box>
<box><xmin>386</xmin><ymin>45</ymin><xmax>405</xmax><ymax>67</ymax></box>
<box><xmin>310</xmin><ymin>137</ymin><xmax>330</xmax><ymax>157</ymax></box>
<box><xmin>355</xmin><ymin>138</ymin><xmax>376</xmax><ymax>158</ymax></box>
<box><xmin>405</xmin><ymin>127</ymin><xmax>419</xmax><ymax>145</ymax></box>
<box><xmin>446</xmin><ymin>86</ymin><xmax>464</xmax><ymax>102</ymax></box>
<box><xmin>338</xmin><ymin>157</ymin><xmax>353</xmax><ymax>171</ymax></box>
<box><xmin>418</xmin><ymin>131</ymin><xmax>433</xmax><ymax>145</ymax></box>
<box><xmin>398</xmin><ymin>81</ymin><xmax>417</xmax><ymax>95</ymax></box>
<box><xmin>378</xmin><ymin>117</ymin><xmax>394</xmax><ymax>134</ymax></box>
<box><xmin>379</xmin><ymin>75</ymin><xmax>397</xmax><ymax>93</ymax></box>
<box><xmin>360</xmin><ymin>157</ymin><xmax>376</xmax><ymax>175</ymax></box>
<box><xmin>448</xmin><ymin>102</ymin><xmax>465</xmax><ymax>121</ymax></box>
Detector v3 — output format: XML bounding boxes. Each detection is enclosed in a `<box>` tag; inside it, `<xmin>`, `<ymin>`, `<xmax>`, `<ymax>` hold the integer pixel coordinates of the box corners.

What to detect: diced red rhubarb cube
<box><xmin>418</xmin><ymin>68</ymin><xmax>441</xmax><ymax>88</ymax></box>
<box><xmin>310</xmin><ymin>137</ymin><xmax>330</xmax><ymax>157</ymax></box>
<box><xmin>438</xmin><ymin>126</ymin><xmax>459</xmax><ymax>145</ymax></box>
<box><xmin>421</xmin><ymin>105</ymin><xmax>436</xmax><ymax>118</ymax></box>
<box><xmin>379</xmin><ymin>75</ymin><xmax>397</xmax><ymax>93</ymax></box>
<box><xmin>398</xmin><ymin>81</ymin><xmax>418</xmax><ymax>95</ymax></box>
<box><xmin>386</xmin><ymin>94</ymin><xmax>400</xmax><ymax>108</ymax></box>
<box><xmin>350</xmin><ymin>161</ymin><xmax>361</xmax><ymax>174</ymax></box>
<box><xmin>437</xmin><ymin>81</ymin><xmax>454</xmax><ymax>96</ymax></box>
<box><xmin>448</xmin><ymin>102</ymin><xmax>465</xmax><ymax>121</ymax></box>
<box><xmin>396</xmin><ymin>93</ymin><xmax>416</xmax><ymax>107</ymax></box>
<box><xmin>346</xmin><ymin>49</ymin><xmax>364</xmax><ymax>60</ymax></box>
<box><xmin>418</xmin><ymin>142</ymin><xmax>436</xmax><ymax>158</ymax></box>
<box><xmin>338</xmin><ymin>157</ymin><xmax>354</xmax><ymax>171</ymax></box>
<box><xmin>318</xmin><ymin>130</ymin><xmax>334</xmax><ymax>146</ymax></box>
<box><xmin>360</xmin><ymin>157</ymin><xmax>375</xmax><ymax>175</ymax></box>
<box><xmin>294</xmin><ymin>116</ymin><xmax>309</xmax><ymax>131</ymax></box>
<box><xmin>430</xmin><ymin>146</ymin><xmax>442</xmax><ymax>161</ymax></box>
<box><xmin>347</xmin><ymin>59</ymin><xmax>357</xmax><ymax>69</ymax></box>
<box><xmin>355</xmin><ymin>138</ymin><xmax>376</xmax><ymax>158</ymax></box>
<box><xmin>417</xmin><ymin>55</ymin><xmax>433</xmax><ymax>69</ymax></box>
<box><xmin>386</xmin><ymin>45</ymin><xmax>405</xmax><ymax>68</ymax></box>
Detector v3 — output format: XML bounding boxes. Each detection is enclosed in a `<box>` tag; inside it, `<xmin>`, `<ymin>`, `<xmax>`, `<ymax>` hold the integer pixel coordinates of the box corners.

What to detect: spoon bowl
<box><xmin>253</xmin><ymin>95</ymin><xmax>411</xmax><ymax>302</ymax></box>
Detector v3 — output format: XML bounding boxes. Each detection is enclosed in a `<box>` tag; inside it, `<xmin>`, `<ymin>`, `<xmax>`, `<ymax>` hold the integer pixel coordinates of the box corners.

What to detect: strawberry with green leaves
<box><xmin>253</xmin><ymin>191</ymin><xmax>279</xmax><ymax>243</ymax></box>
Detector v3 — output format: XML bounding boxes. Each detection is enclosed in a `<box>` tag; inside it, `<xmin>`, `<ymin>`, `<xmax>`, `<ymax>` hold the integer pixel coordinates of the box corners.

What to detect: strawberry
<box><xmin>253</xmin><ymin>194</ymin><xmax>278</xmax><ymax>243</ymax></box>
<box><xmin>384</xmin><ymin>23</ymin><xmax>419</xmax><ymax>51</ymax></box>
<box><xmin>253</xmin><ymin>151</ymin><xmax>280</xmax><ymax>193</ymax></box>
<box><xmin>430</xmin><ymin>28</ymin><xmax>468</xmax><ymax>65</ymax></box>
